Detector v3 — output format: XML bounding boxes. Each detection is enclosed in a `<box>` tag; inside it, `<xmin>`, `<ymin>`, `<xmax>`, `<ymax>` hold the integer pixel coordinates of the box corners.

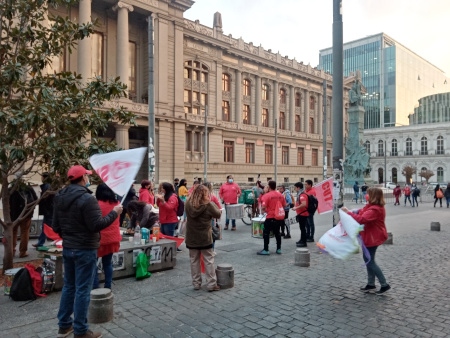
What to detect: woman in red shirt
<box><xmin>139</xmin><ymin>179</ymin><xmax>155</xmax><ymax>205</ymax></box>
<box><xmin>94</xmin><ymin>183</ymin><xmax>121</xmax><ymax>289</ymax></box>
<box><xmin>155</xmin><ymin>182</ymin><xmax>179</xmax><ymax>236</ymax></box>
<box><xmin>341</xmin><ymin>187</ymin><xmax>390</xmax><ymax>295</ymax></box>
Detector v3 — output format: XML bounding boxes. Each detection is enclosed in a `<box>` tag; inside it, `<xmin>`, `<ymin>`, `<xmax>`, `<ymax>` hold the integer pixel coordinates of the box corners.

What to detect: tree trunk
<box><xmin>2</xmin><ymin>224</ymin><xmax>14</xmax><ymax>274</ymax></box>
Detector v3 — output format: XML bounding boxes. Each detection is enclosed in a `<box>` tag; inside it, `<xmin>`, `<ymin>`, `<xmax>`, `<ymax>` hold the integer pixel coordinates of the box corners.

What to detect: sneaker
<box><xmin>231</xmin><ymin>227</ymin><xmax>236</xmax><ymax>231</ymax></box>
<box><xmin>74</xmin><ymin>330</ymin><xmax>103</xmax><ymax>338</ymax></box>
<box><xmin>57</xmin><ymin>326</ymin><xmax>74</xmax><ymax>338</ymax></box>
<box><xmin>295</xmin><ymin>240</ymin><xmax>302</xmax><ymax>245</ymax></box>
<box><xmin>375</xmin><ymin>285</ymin><xmax>391</xmax><ymax>296</ymax></box>
<box><xmin>207</xmin><ymin>285</ymin><xmax>220</xmax><ymax>292</ymax></box>
<box><xmin>359</xmin><ymin>285</ymin><xmax>376</xmax><ymax>293</ymax></box>
<box><xmin>257</xmin><ymin>250</ymin><xmax>270</xmax><ymax>255</ymax></box>
<box><xmin>176</xmin><ymin>248</ymin><xmax>182</xmax><ymax>252</ymax></box>
<box><xmin>284</xmin><ymin>234</ymin><xmax>291</xmax><ymax>239</ymax></box>
<box><xmin>280</xmin><ymin>232</ymin><xmax>286</xmax><ymax>237</ymax></box>
<box><xmin>276</xmin><ymin>249</ymin><xmax>282</xmax><ymax>254</ymax></box>
<box><xmin>224</xmin><ymin>225</ymin><xmax>229</xmax><ymax>230</ymax></box>
<box><xmin>296</xmin><ymin>243</ymin><xmax>307</xmax><ymax>247</ymax></box>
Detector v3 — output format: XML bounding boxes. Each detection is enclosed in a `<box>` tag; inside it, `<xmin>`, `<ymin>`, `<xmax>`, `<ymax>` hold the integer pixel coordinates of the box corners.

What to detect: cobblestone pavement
<box><xmin>1</xmin><ymin>201</ymin><xmax>450</xmax><ymax>337</ymax></box>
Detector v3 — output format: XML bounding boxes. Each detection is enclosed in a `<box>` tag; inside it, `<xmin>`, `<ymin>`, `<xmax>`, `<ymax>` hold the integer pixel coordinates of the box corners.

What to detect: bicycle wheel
<box><xmin>241</xmin><ymin>205</ymin><xmax>253</xmax><ymax>225</ymax></box>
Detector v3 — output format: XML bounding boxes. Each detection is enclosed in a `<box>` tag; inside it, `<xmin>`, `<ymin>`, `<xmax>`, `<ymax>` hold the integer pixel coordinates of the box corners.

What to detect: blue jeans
<box><xmin>58</xmin><ymin>248</ymin><xmax>97</xmax><ymax>335</ymax></box>
<box><xmin>306</xmin><ymin>215</ymin><xmax>315</xmax><ymax>239</ymax></box>
<box><xmin>161</xmin><ymin>222</ymin><xmax>178</xmax><ymax>236</ymax></box>
<box><xmin>363</xmin><ymin>246</ymin><xmax>387</xmax><ymax>287</ymax></box>
<box><xmin>404</xmin><ymin>195</ymin><xmax>412</xmax><ymax>205</ymax></box>
<box><xmin>37</xmin><ymin>217</ymin><xmax>51</xmax><ymax>246</ymax></box>
<box><xmin>93</xmin><ymin>253</ymin><xmax>113</xmax><ymax>289</ymax></box>
<box><xmin>353</xmin><ymin>192</ymin><xmax>360</xmax><ymax>202</ymax></box>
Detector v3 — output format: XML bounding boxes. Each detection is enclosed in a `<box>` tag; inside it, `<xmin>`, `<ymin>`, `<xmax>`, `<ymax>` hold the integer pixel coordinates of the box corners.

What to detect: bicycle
<box><xmin>241</xmin><ymin>204</ymin><xmax>253</xmax><ymax>225</ymax></box>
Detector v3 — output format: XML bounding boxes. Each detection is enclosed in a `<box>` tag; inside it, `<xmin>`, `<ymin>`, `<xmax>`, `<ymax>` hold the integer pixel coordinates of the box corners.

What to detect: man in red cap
<box><xmin>53</xmin><ymin>165</ymin><xmax>122</xmax><ymax>338</ymax></box>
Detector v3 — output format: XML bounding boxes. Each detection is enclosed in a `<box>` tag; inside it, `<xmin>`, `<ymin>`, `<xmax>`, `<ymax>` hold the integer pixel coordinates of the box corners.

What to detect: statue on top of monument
<box><xmin>349</xmin><ymin>75</ymin><xmax>363</xmax><ymax>107</ymax></box>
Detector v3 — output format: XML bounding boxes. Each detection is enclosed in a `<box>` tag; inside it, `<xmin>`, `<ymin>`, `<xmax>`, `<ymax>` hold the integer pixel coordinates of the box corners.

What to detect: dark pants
<box><xmin>263</xmin><ymin>218</ymin><xmax>282</xmax><ymax>251</ymax></box>
<box><xmin>412</xmin><ymin>195</ymin><xmax>419</xmax><ymax>207</ymax></box>
<box><xmin>296</xmin><ymin>215</ymin><xmax>308</xmax><ymax>244</ymax></box>
<box><xmin>93</xmin><ymin>253</ymin><xmax>114</xmax><ymax>289</ymax></box>
<box><xmin>434</xmin><ymin>197</ymin><xmax>443</xmax><ymax>207</ymax></box>
<box><xmin>363</xmin><ymin>246</ymin><xmax>387</xmax><ymax>287</ymax></box>
<box><xmin>306</xmin><ymin>215</ymin><xmax>315</xmax><ymax>240</ymax></box>
<box><xmin>280</xmin><ymin>210</ymin><xmax>290</xmax><ymax>235</ymax></box>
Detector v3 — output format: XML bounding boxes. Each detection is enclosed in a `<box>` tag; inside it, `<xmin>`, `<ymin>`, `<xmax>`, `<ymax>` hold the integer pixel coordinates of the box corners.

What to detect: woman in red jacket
<box><xmin>94</xmin><ymin>183</ymin><xmax>121</xmax><ymax>289</ymax></box>
<box><xmin>341</xmin><ymin>187</ymin><xmax>390</xmax><ymax>295</ymax></box>
<box><xmin>155</xmin><ymin>182</ymin><xmax>179</xmax><ymax>236</ymax></box>
<box><xmin>139</xmin><ymin>179</ymin><xmax>155</xmax><ymax>205</ymax></box>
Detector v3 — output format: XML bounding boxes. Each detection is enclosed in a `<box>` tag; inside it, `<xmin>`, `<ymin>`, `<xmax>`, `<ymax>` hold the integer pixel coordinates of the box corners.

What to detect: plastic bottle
<box><xmin>133</xmin><ymin>224</ymin><xmax>141</xmax><ymax>245</ymax></box>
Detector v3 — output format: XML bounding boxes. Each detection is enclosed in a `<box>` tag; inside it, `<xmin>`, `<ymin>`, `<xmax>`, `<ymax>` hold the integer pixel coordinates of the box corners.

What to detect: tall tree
<box><xmin>401</xmin><ymin>165</ymin><xmax>416</xmax><ymax>184</ymax></box>
<box><xmin>418</xmin><ymin>170</ymin><xmax>434</xmax><ymax>184</ymax></box>
<box><xmin>0</xmin><ymin>0</ymin><xmax>135</xmax><ymax>272</ymax></box>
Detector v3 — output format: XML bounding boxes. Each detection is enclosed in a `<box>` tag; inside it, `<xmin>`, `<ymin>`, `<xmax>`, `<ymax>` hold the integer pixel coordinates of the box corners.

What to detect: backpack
<box><xmin>9</xmin><ymin>267</ymin><xmax>36</xmax><ymax>301</ymax></box>
<box><xmin>301</xmin><ymin>193</ymin><xmax>319</xmax><ymax>215</ymax></box>
<box><xmin>176</xmin><ymin>196</ymin><xmax>185</xmax><ymax>217</ymax></box>
<box><xmin>274</xmin><ymin>200</ymin><xmax>285</xmax><ymax>220</ymax></box>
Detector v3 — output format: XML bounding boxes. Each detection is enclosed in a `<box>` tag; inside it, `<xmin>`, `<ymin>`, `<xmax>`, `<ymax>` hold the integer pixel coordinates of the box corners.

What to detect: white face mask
<box><xmin>228</xmin><ymin>179</ymin><xmax>233</xmax><ymax>183</ymax></box>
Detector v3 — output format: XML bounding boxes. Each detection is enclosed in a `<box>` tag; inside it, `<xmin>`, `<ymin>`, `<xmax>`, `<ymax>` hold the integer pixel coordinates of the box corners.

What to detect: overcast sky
<box><xmin>185</xmin><ymin>0</ymin><xmax>450</xmax><ymax>76</ymax></box>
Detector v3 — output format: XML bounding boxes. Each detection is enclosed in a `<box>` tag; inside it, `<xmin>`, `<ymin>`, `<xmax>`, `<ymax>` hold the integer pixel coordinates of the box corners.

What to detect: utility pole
<box><xmin>332</xmin><ymin>0</ymin><xmax>344</xmax><ymax>227</ymax></box>
<box><xmin>147</xmin><ymin>14</ymin><xmax>156</xmax><ymax>183</ymax></box>
<box><xmin>274</xmin><ymin>119</ymin><xmax>278</xmax><ymax>182</ymax></box>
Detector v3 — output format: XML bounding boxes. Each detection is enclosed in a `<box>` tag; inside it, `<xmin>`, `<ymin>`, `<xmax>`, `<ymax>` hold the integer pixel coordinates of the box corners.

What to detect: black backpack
<box><xmin>301</xmin><ymin>193</ymin><xmax>319</xmax><ymax>215</ymax></box>
<box><xmin>176</xmin><ymin>196</ymin><xmax>185</xmax><ymax>217</ymax></box>
<box><xmin>9</xmin><ymin>268</ymin><xmax>36</xmax><ymax>302</ymax></box>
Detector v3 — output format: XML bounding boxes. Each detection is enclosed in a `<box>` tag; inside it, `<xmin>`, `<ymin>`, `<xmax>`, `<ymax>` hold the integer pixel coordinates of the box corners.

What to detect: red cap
<box><xmin>67</xmin><ymin>165</ymin><xmax>92</xmax><ymax>180</ymax></box>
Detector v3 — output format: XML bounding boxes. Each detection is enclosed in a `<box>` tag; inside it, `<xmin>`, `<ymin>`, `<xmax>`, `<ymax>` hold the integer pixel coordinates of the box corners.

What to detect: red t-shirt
<box><xmin>260</xmin><ymin>190</ymin><xmax>286</xmax><ymax>219</ymax></box>
<box><xmin>219</xmin><ymin>182</ymin><xmax>241</xmax><ymax>204</ymax></box>
<box><xmin>139</xmin><ymin>188</ymin><xmax>154</xmax><ymax>205</ymax></box>
<box><xmin>156</xmin><ymin>194</ymin><xmax>179</xmax><ymax>224</ymax></box>
<box><xmin>211</xmin><ymin>194</ymin><xmax>221</xmax><ymax>209</ymax></box>
<box><xmin>295</xmin><ymin>192</ymin><xmax>309</xmax><ymax>217</ymax></box>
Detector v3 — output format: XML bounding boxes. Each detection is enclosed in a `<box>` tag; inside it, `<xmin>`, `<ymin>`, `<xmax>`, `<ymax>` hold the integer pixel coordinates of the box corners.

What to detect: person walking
<box><xmin>10</xmin><ymin>178</ymin><xmax>38</xmax><ymax>258</ymax></box>
<box><xmin>93</xmin><ymin>183</ymin><xmax>121</xmax><ymax>290</ymax></box>
<box><xmin>257</xmin><ymin>180</ymin><xmax>285</xmax><ymax>255</ymax></box>
<box><xmin>155</xmin><ymin>182</ymin><xmax>179</xmax><ymax>236</ymax></box>
<box><xmin>185</xmin><ymin>185</ymin><xmax>222</xmax><ymax>291</ymax></box>
<box><xmin>403</xmin><ymin>184</ymin><xmax>412</xmax><ymax>206</ymax></box>
<box><xmin>444</xmin><ymin>183</ymin><xmax>450</xmax><ymax>208</ymax></box>
<box><xmin>277</xmin><ymin>185</ymin><xmax>292</xmax><ymax>239</ymax></box>
<box><xmin>361</xmin><ymin>182</ymin><xmax>369</xmax><ymax>203</ymax></box>
<box><xmin>411</xmin><ymin>183</ymin><xmax>420</xmax><ymax>207</ymax></box>
<box><xmin>53</xmin><ymin>165</ymin><xmax>122</xmax><ymax>338</ymax></box>
<box><xmin>292</xmin><ymin>182</ymin><xmax>308</xmax><ymax>248</ymax></box>
<box><xmin>139</xmin><ymin>179</ymin><xmax>154</xmax><ymax>205</ymax></box>
<box><xmin>34</xmin><ymin>172</ymin><xmax>54</xmax><ymax>248</ymax></box>
<box><xmin>353</xmin><ymin>181</ymin><xmax>360</xmax><ymax>203</ymax></box>
<box><xmin>434</xmin><ymin>184</ymin><xmax>444</xmax><ymax>208</ymax></box>
<box><xmin>341</xmin><ymin>187</ymin><xmax>391</xmax><ymax>295</ymax></box>
<box><xmin>304</xmin><ymin>179</ymin><xmax>316</xmax><ymax>242</ymax></box>
<box><xmin>393</xmin><ymin>184</ymin><xmax>402</xmax><ymax>206</ymax></box>
<box><xmin>219</xmin><ymin>175</ymin><xmax>241</xmax><ymax>230</ymax></box>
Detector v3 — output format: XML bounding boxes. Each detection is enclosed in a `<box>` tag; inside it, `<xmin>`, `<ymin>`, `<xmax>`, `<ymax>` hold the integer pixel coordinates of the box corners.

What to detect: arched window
<box><xmin>279</xmin><ymin>112</ymin><xmax>285</xmax><ymax>130</ymax></box>
<box><xmin>243</xmin><ymin>79</ymin><xmax>251</xmax><ymax>96</ymax></box>
<box><xmin>405</xmin><ymin>137</ymin><xmax>412</xmax><ymax>156</ymax></box>
<box><xmin>279</xmin><ymin>88</ymin><xmax>286</xmax><ymax>104</ymax></box>
<box><xmin>437</xmin><ymin>136</ymin><xmax>444</xmax><ymax>155</ymax></box>
<box><xmin>262</xmin><ymin>84</ymin><xmax>269</xmax><ymax>100</ymax></box>
<box><xmin>437</xmin><ymin>167</ymin><xmax>444</xmax><ymax>181</ymax></box>
<box><xmin>295</xmin><ymin>115</ymin><xmax>301</xmax><ymax>132</ymax></box>
<box><xmin>420</xmin><ymin>136</ymin><xmax>428</xmax><ymax>155</ymax></box>
<box><xmin>364</xmin><ymin>140</ymin><xmax>370</xmax><ymax>154</ymax></box>
<box><xmin>391</xmin><ymin>139</ymin><xmax>398</xmax><ymax>156</ymax></box>
<box><xmin>222</xmin><ymin>73</ymin><xmax>230</xmax><ymax>91</ymax></box>
<box><xmin>295</xmin><ymin>92</ymin><xmax>301</xmax><ymax>107</ymax></box>
<box><xmin>184</xmin><ymin>60</ymin><xmax>209</xmax><ymax>115</ymax></box>
<box><xmin>309</xmin><ymin>117</ymin><xmax>314</xmax><ymax>133</ymax></box>
<box><xmin>309</xmin><ymin>96</ymin><xmax>315</xmax><ymax>110</ymax></box>
<box><xmin>378</xmin><ymin>140</ymin><xmax>384</xmax><ymax>156</ymax></box>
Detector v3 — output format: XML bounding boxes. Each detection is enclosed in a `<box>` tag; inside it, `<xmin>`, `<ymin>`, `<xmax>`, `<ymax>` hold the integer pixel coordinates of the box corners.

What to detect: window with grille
<box><xmin>437</xmin><ymin>136</ymin><xmax>444</xmax><ymax>155</ymax></box>
<box><xmin>391</xmin><ymin>139</ymin><xmax>398</xmax><ymax>156</ymax></box>
<box><xmin>378</xmin><ymin>140</ymin><xmax>384</xmax><ymax>156</ymax></box>
<box><xmin>405</xmin><ymin>138</ymin><xmax>412</xmax><ymax>155</ymax></box>
<box><xmin>420</xmin><ymin>137</ymin><xmax>428</xmax><ymax>155</ymax></box>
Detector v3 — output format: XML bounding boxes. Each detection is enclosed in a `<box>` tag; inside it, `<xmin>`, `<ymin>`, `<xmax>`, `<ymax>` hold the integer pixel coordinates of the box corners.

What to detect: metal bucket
<box><xmin>4</xmin><ymin>268</ymin><xmax>22</xmax><ymax>295</ymax></box>
<box><xmin>225</xmin><ymin>204</ymin><xmax>244</xmax><ymax>219</ymax></box>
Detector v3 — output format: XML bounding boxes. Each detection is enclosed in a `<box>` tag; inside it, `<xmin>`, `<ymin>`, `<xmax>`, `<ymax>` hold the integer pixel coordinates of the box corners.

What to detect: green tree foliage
<box><xmin>0</xmin><ymin>0</ymin><xmax>136</xmax><ymax>272</ymax></box>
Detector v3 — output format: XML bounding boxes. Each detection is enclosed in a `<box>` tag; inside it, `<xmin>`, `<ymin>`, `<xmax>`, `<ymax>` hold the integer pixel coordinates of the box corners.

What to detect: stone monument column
<box><xmin>114</xmin><ymin>1</ymin><xmax>134</xmax><ymax>95</ymax></box>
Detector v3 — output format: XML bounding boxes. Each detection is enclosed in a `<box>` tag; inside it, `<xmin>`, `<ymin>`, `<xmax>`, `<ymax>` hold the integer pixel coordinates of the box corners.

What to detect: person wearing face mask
<box><xmin>219</xmin><ymin>175</ymin><xmax>241</xmax><ymax>230</ymax></box>
<box><xmin>52</xmin><ymin>165</ymin><xmax>123</xmax><ymax>338</ymax></box>
<box><xmin>155</xmin><ymin>182</ymin><xmax>179</xmax><ymax>236</ymax></box>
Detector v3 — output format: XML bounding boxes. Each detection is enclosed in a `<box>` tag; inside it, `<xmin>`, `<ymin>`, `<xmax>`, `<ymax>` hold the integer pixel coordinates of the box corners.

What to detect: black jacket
<box><xmin>52</xmin><ymin>184</ymin><xmax>118</xmax><ymax>249</ymax></box>
<box><xmin>10</xmin><ymin>185</ymin><xmax>38</xmax><ymax>221</ymax></box>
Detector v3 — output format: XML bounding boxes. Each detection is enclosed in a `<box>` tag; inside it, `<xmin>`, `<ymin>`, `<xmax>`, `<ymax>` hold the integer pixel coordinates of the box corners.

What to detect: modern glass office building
<box><xmin>319</xmin><ymin>33</ymin><xmax>449</xmax><ymax>129</ymax></box>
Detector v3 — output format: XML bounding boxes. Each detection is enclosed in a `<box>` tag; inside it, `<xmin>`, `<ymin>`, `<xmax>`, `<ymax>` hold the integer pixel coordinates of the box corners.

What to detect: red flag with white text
<box><xmin>314</xmin><ymin>177</ymin><xmax>334</xmax><ymax>214</ymax></box>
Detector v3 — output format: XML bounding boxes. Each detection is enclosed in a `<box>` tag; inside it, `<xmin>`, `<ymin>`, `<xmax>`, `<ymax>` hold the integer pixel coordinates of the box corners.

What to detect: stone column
<box><xmin>272</xmin><ymin>80</ymin><xmax>279</xmax><ymax>128</ymax></box>
<box><xmin>289</xmin><ymin>85</ymin><xmax>295</xmax><ymax>132</ymax></box>
<box><xmin>77</xmin><ymin>0</ymin><xmax>92</xmax><ymax>83</ymax></box>
<box><xmin>235</xmin><ymin>70</ymin><xmax>242</xmax><ymax>123</ymax></box>
<box><xmin>114</xmin><ymin>1</ymin><xmax>134</xmax><ymax>93</ymax></box>
<box><xmin>255</xmin><ymin>75</ymin><xmax>261</xmax><ymax>126</ymax></box>
<box><xmin>216</xmin><ymin>63</ymin><xmax>223</xmax><ymax>121</ymax></box>
<box><xmin>304</xmin><ymin>89</ymin><xmax>309</xmax><ymax>136</ymax></box>
<box><xmin>114</xmin><ymin>124</ymin><xmax>130</xmax><ymax>150</ymax></box>
<box><xmin>174</xmin><ymin>21</ymin><xmax>185</xmax><ymax>114</ymax></box>
<box><xmin>318</xmin><ymin>92</ymin><xmax>323</xmax><ymax>136</ymax></box>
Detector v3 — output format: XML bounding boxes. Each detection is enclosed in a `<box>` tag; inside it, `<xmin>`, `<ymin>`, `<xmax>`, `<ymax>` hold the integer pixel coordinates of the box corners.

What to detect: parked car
<box><xmin>428</xmin><ymin>182</ymin><xmax>447</xmax><ymax>189</ymax></box>
<box><xmin>385</xmin><ymin>182</ymin><xmax>397</xmax><ymax>189</ymax></box>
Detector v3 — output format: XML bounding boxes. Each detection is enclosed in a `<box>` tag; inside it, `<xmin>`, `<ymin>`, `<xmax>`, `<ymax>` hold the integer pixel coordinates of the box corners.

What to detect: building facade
<box><xmin>409</xmin><ymin>92</ymin><xmax>450</xmax><ymax>125</ymax></box>
<box><xmin>319</xmin><ymin>33</ymin><xmax>449</xmax><ymax>129</ymax></box>
<box><xmin>50</xmin><ymin>0</ymin><xmax>349</xmax><ymax>185</ymax></box>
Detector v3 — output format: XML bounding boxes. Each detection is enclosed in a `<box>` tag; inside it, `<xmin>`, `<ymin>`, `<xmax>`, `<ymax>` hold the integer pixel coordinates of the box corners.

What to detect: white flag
<box><xmin>89</xmin><ymin>147</ymin><xmax>147</xmax><ymax>197</ymax></box>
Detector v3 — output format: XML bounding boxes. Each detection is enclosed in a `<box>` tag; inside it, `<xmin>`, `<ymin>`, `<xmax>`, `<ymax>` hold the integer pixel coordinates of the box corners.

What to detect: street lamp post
<box><xmin>203</xmin><ymin>105</ymin><xmax>208</xmax><ymax>182</ymax></box>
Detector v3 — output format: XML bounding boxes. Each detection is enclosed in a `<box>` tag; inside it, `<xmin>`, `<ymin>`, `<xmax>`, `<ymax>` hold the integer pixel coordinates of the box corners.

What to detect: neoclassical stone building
<box><xmin>50</xmin><ymin>0</ymin><xmax>349</xmax><ymax>184</ymax></box>
<box><xmin>363</xmin><ymin>123</ymin><xmax>450</xmax><ymax>184</ymax></box>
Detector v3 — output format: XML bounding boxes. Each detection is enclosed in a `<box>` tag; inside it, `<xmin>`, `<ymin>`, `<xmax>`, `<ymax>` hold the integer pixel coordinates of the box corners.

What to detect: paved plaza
<box><xmin>1</xmin><ymin>200</ymin><xmax>450</xmax><ymax>337</ymax></box>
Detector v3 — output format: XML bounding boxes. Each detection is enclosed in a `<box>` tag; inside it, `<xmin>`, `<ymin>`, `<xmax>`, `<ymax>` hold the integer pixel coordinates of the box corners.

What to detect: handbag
<box><xmin>212</xmin><ymin>221</ymin><xmax>221</xmax><ymax>240</ymax></box>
